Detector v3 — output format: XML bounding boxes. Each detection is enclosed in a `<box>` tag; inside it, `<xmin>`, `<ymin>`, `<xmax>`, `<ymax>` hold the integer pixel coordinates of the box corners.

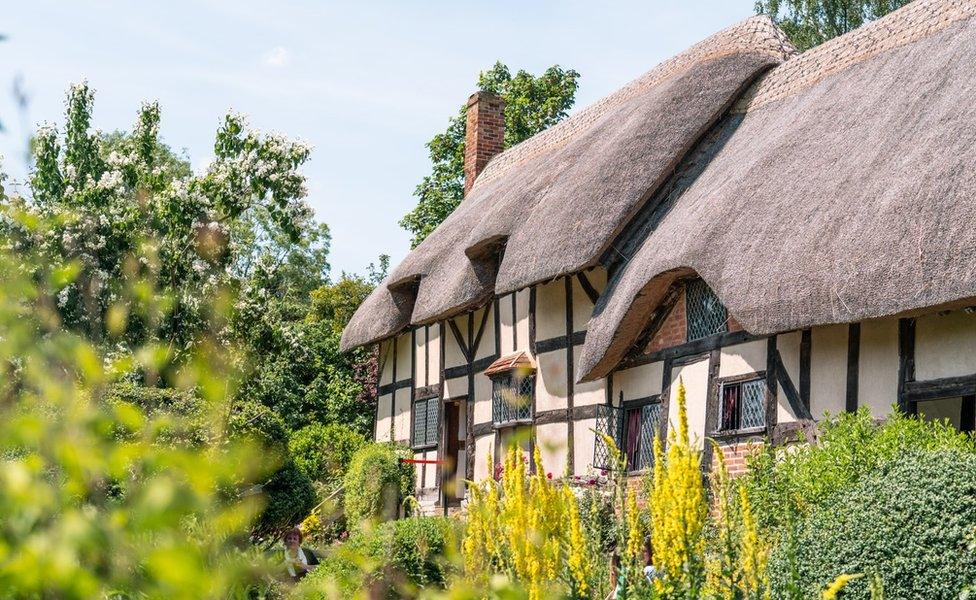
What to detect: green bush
<box><xmin>288</xmin><ymin>422</ymin><xmax>366</xmax><ymax>488</ymax></box>
<box><xmin>742</xmin><ymin>409</ymin><xmax>975</xmax><ymax>531</ymax></box>
<box><xmin>296</xmin><ymin>516</ymin><xmax>459</xmax><ymax>597</ymax></box>
<box><xmin>254</xmin><ymin>459</ymin><xmax>317</xmax><ymax>539</ymax></box>
<box><xmin>768</xmin><ymin>449</ymin><xmax>976</xmax><ymax>599</ymax></box>
<box><xmin>343</xmin><ymin>443</ymin><xmax>414</xmax><ymax>528</ymax></box>
<box><xmin>106</xmin><ymin>383</ymin><xmax>213</xmax><ymax>447</ymax></box>
<box><xmin>228</xmin><ymin>400</ymin><xmax>290</xmax><ymax>453</ymax></box>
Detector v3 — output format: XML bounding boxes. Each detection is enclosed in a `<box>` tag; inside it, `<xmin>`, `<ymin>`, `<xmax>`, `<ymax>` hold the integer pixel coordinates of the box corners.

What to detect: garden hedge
<box><xmin>769</xmin><ymin>449</ymin><xmax>976</xmax><ymax>599</ymax></box>
<box><xmin>343</xmin><ymin>442</ymin><xmax>414</xmax><ymax>528</ymax></box>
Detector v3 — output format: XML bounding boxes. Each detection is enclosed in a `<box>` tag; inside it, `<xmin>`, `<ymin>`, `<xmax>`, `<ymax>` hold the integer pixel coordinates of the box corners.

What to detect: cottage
<box><xmin>341</xmin><ymin>0</ymin><xmax>976</xmax><ymax>513</ymax></box>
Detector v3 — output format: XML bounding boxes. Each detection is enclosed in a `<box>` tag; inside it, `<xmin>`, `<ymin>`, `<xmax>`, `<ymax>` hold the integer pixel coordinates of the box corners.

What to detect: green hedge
<box><xmin>343</xmin><ymin>443</ymin><xmax>415</xmax><ymax>529</ymax></box>
<box><xmin>105</xmin><ymin>383</ymin><xmax>211</xmax><ymax>447</ymax></box>
<box><xmin>288</xmin><ymin>422</ymin><xmax>366</xmax><ymax>488</ymax></box>
<box><xmin>769</xmin><ymin>449</ymin><xmax>976</xmax><ymax>599</ymax></box>
<box><xmin>296</xmin><ymin>516</ymin><xmax>459</xmax><ymax>597</ymax></box>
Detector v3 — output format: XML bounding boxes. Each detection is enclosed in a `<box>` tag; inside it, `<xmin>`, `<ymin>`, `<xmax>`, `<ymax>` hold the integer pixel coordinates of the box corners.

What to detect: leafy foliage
<box><xmin>768</xmin><ymin>450</ymin><xmax>976</xmax><ymax>599</ymax></box>
<box><xmin>343</xmin><ymin>443</ymin><xmax>415</xmax><ymax>529</ymax></box>
<box><xmin>0</xmin><ymin>211</ymin><xmax>277</xmax><ymax>597</ymax></box>
<box><xmin>755</xmin><ymin>0</ymin><xmax>912</xmax><ymax>51</ymax></box>
<box><xmin>289</xmin><ymin>422</ymin><xmax>366</xmax><ymax>489</ymax></box>
<box><xmin>297</xmin><ymin>516</ymin><xmax>460</xmax><ymax>598</ymax></box>
<box><xmin>741</xmin><ymin>409</ymin><xmax>975</xmax><ymax>532</ymax></box>
<box><xmin>399</xmin><ymin>62</ymin><xmax>580</xmax><ymax>247</ymax></box>
<box><xmin>9</xmin><ymin>82</ymin><xmax>313</xmax><ymax>354</ymax></box>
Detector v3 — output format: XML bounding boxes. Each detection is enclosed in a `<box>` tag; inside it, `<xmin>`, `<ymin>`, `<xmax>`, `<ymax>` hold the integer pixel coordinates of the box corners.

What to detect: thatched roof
<box><xmin>342</xmin><ymin>15</ymin><xmax>794</xmax><ymax>351</ymax></box>
<box><xmin>578</xmin><ymin>0</ymin><xmax>976</xmax><ymax>380</ymax></box>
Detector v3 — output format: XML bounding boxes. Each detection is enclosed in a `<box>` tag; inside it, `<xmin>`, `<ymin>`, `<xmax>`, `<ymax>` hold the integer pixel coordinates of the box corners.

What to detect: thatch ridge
<box><xmin>341</xmin><ymin>16</ymin><xmax>792</xmax><ymax>351</ymax></box>
<box><xmin>578</xmin><ymin>3</ymin><xmax>976</xmax><ymax>381</ymax></box>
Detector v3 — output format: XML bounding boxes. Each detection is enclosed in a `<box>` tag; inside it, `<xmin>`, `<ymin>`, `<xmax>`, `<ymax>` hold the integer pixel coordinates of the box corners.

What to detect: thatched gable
<box><xmin>342</xmin><ymin>15</ymin><xmax>794</xmax><ymax>351</ymax></box>
<box><xmin>578</xmin><ymin>0</ymin><xmax>976</xmax><ymax>380</ymax></box>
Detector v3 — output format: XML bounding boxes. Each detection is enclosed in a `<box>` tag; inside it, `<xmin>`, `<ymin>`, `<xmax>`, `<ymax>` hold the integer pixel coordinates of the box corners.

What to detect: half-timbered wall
<box><xmin>373</xmin><ymin>266</ymin><xmax>976</xmax><ymax>509</ymax></box>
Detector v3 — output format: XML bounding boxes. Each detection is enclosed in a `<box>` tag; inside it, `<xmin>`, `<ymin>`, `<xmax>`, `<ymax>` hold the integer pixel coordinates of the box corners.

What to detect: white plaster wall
<box><xmin>515</xmin><ymin>288</ymin><xmax>531</xmax><ymax>353</ymax></box>
<box><xmin>810</xmin><ymin>324</ymin><xmax>849</xmax><ymax>418</ymax></box>
<box><xmin>669</xmin><ymin>357</ymin><xmax>710</xmax><ymax>447</ymax></box>
<box><xmin>536</xmin><ymin>279</ymin><xmax>567</xmax><ymax>341</ymax></box>
<box><xmin>444</xmin><ymin>315</ymin><xmax>467</xmax><ymax>368</ymax></box>
<box><xmin>428</xmin><ymin>326</ymin><xmax>441</xmax><ymax>384</ymax></box>
<box><xmin>719</xmin><ymin>339</ymin><xmax>766</xmax><ymax>378</ymax></box>
<box><xmin>473</xmin><ymin>373</ymin><xmax>493</xmax><ymax>423</ymax></box>
<box><xmin>571</xmin><ymin>277</ymin><xmax>594</xmax><ymax>333</ymax></box>
<box><xmin>574</xmin><ymin>417</ymin><xmax>597</xmax><ymax>475</ymax></box>
<box><xmin>777</xmin><ymin>331</ymin><xmax>801</xmax><ymax>423</ymax></box>
<box><xmin>573</xmin><ymin>346</ymin><xmax>606</xmax><ymax>407</ymax></box>
<box><xmin>499</xmin><ymin>293</ymin><xmax>515</xmax><ymax>354</ymax></box>
<box><xmin>473</xmin><ymin>306</ymin><xmax>496</xmax><ymax>360</ymax></box>
<box><xmin>474</xmin><ymin>435</ymin><xmax>493</xmax><ymax>482</ymax></box>
<box><xmin>395</xmin><ymin>332</ymin><xmax>412</xmax><ymax>379</ymax></box>
<box><xmin>443</xmin><ymin>376</ymin><xmax>467</xmax><ymax>400</ymax></box>
<box><xmin>916</xmin><ymin>310</ymin><xmax>976</xmax><ymax>380</ymax></box>
<box><xmin>535</xmin><ymin>422</ymin><xmax>569</xmax><ymax>476</ymax></box>
<box><xmin>859</xmin><ymin>318</ymin><xmax>899</xmax><ymax>418</ymax></box>
<box><xmin>414</xmin><ymin>329</ymin><xmax>427</xmax><ymax>387</ymax></box>
<box><xmin>379</xmin><ymin>340</ymin><xmax>394</xmax><ymax>386</ymax></box>
<box><xmin>536</xmin><ymin>350</ymin><xmax>568</xmax><ymax>411</ymax></box>
<box><xmin>392</xmin><ymin>387</ymin><xmax>411</xmax><ymax>443</ymax></box>
<box><xmin>612</xmin><ymin>362</ymin><xmax>664</xmax><ymax>403</ymax></box>
<box><xmin>375</xmin><ymin>392</ymin><xmax>393</xmax><ymax>441</ymax></box>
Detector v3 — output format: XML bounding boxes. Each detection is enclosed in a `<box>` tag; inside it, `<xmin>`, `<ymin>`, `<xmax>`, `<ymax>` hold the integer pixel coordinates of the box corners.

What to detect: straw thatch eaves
<box><xmin>341</xmin><ymin>16</ymin><xmax>795</xmax><ymax>351</ymax></box>
<box><xmin>578</xmin><ymin>0</ymin><xmax>976</xmax><ymax>380</ymax></box>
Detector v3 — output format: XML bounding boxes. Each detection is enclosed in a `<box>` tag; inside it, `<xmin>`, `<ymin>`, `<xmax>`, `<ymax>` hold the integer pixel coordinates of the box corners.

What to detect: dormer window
<box><xmin>686</xmin><ymin>278</ymin><xmax>728</xmax><ymax>341</ymax></box>
<box><xmin>485</xmin><ymin>352</ymin><xmax>535</xmax><ymax>428</ymax></box>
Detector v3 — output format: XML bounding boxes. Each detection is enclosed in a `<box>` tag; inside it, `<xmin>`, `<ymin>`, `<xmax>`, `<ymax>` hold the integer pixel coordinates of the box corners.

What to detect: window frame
<box><xmin>621</xmin><ymin>396</ymin><xmax>663</xmax><ymax>474</ymax></box>
<box><xmin>490</xmin><ymin>370</ymin><xmax>536</xmax><ymax>429</ymax></box>
<box><xmin>410</xmin><ymin>394</ymin><xmax>440</xmax><ymax>451</ymax></box>
<box><xmin>713</xmin><ymin>372</ymin><xmax>768</xmax><ymax>437</ymax></box>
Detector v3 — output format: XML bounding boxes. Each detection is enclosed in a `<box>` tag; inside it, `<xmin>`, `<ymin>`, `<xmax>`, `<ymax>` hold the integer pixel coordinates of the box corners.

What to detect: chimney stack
<box><xmin>464</xmin><ymin>91</ymin><xmax>505</xmax><ymax>196</ymax></box>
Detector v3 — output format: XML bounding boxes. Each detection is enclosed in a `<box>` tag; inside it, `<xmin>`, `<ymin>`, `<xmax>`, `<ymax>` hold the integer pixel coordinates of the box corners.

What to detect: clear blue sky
<box><xmin>0</xmin><ymin>0</ymin><xmax>755</xmax><ymax>277</ymax></box>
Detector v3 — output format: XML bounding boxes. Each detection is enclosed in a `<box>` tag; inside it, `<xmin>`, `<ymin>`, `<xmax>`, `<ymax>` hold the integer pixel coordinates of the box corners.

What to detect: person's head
<box><xmin>611</xmin><ymin>550</ymin><xmax>622</xmax><ymax>570</ymax></box>
<box><xmin>642</xmin><ymin>538</ymin><xmax>655</xmax><ymax>565</ymax></box>
<box><xmin>283</xmin><ymin>527</ymin><xmax>303</xmax><ymax>549</ymax></box>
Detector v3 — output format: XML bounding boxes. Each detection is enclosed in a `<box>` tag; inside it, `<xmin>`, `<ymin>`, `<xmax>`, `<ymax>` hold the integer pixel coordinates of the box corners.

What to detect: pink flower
<box><xmin>546</xmin><ymin>472</ymin><xmax>552</xmax><ymax>480</ymax></box>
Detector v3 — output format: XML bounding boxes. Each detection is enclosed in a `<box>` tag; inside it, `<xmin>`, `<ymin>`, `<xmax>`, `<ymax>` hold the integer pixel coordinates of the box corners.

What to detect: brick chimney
<box><xmin>464</xmin><ymin>91</ymin><xmax>505</xmax><ymax>195</ymax></box>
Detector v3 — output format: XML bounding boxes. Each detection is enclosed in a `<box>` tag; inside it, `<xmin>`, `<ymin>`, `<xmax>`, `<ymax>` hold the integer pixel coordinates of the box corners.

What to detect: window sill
<box><xmin>492</xmin><ymin>420</ymin><xmax>534</xmax><ymax>430</ymax></box>
<box><xmin>410</xmin><ymin>443</ymin><xmax>438</xmax><ymax>452</ymax></box>
<box><xmin>710</xmin><ymin>427</ymin><xmax>767</xmax><ymax>442</ymax></box>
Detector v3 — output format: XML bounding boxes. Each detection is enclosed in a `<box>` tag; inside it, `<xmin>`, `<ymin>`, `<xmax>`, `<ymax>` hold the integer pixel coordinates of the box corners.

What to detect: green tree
<box><xmin>5</xmin><ymin>82</ymin><xmax>314</xmax><ymax>356</ymax></box>
<box><xmin>399</xmin><ymin>62</ymin><xmax>580</xmax><ymax>247</ymax></box>
<box><xmin>755</xmin><ymin>0</ymin><xmax>911</xmax><ymax>51</ymax></box>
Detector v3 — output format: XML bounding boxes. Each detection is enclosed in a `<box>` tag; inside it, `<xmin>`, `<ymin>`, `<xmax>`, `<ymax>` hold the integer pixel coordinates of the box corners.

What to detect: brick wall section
<box><xmin>646</xmin><ymin>290</ymin><xmax>687</xmax><ymax>353</ymax></box>
<box><xmin>464</xmin><ymin>92</ymin><xmax>506</xmax><ymax>195</ymax></box>
<box><xmin>715</xmin><ymin>439</ymin><xmax>764</xmax><ymax>477</ymax></box>
<box><xmin>727</xmin><ymin>314</ymin><xmax>743</xmax><ymax>332</ymax></box>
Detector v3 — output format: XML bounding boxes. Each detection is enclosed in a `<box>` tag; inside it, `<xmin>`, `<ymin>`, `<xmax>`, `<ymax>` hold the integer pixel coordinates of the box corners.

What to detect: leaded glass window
<box><xmin>593</xmin><ymin>400</ymin><xmax>662</xmax><ymax>472</ymax></box>
<box><xmin>491</xmin><ymin>373</ymin><xmax>534</xmax><ymax>426</ymax></box>
<box><xmin>686</xmin><ymin>278</ymin><xmax>728</xmax><ymax>341</ymax></box>
<box><xmin>411</xmin><ymin>397</ymin><xmax>439</xmax><ymax>448</ymax></box>
<box><xmin>719</xmin><ymin>378</ymin><xmax>766</xmax><ymax>432</ymax></box>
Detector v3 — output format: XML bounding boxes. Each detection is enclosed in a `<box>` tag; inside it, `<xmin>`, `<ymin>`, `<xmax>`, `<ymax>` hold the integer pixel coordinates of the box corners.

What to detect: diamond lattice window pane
<box><xmin>740</xmin><ymin>379</ymin><xmax>766</xmax><ymax>429</ymax></box>
<box><xmin>492</xmin><ymin>375</ymin><xmax>534</xmax><ymax>425</ymax></box>
<box><xmin>593</xmin><ymin>404</ymin><xmax>623</xmax><ymax>471</ymax></box>
<box><xmin>635</xmin><ymin>403</ymin><xmax>663</xmax><ymax>470</ymax></box>
<box><xmin>413</xmin><ymin>399</ymin><xmax>427</xmax><ymax>447</ymax></box>
<box><xmin>686</xmin><ymin>279</ymin><xmax>729</xmax><ymax>341</ymax></box>
<box><xmin>425</xmin><ymin>399</ymin><xmax>439</xmax><ymax>446</ymax></box>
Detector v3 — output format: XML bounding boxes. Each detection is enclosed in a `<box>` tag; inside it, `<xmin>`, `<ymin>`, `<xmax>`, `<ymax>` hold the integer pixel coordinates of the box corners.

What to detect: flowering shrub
<box><xmin>463</xmin><ymin>447</ymin><xmax>600</xmax><ymax>599</ymax></box>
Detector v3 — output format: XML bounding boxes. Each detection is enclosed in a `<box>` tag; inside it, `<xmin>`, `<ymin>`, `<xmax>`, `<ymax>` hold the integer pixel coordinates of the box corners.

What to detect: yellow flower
<box><xmin>823</xmin><ymin>573</ymin><xmax>864</xmax><ymax>599</ymax></box>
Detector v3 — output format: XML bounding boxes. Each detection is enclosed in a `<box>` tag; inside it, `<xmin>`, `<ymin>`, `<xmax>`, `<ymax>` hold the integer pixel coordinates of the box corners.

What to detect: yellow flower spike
<box><xmin>823</xmin><ymin>573</ymin><xmax>863</xmax><ymax>599</ymax></box>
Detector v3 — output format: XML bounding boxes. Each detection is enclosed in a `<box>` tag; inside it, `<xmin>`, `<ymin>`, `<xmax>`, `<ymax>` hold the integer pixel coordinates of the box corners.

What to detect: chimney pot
<box><xmin>464</xmin><ymin>91</ymin><xmax>505</xmax><ymax>196</ymax></box>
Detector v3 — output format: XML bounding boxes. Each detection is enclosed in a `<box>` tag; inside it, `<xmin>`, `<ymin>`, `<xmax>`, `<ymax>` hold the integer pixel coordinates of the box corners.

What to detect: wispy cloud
<box><xmin>261</xmin><ymin>46</ymin><xmax>290</xmax><ymax>68</ymax></box>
